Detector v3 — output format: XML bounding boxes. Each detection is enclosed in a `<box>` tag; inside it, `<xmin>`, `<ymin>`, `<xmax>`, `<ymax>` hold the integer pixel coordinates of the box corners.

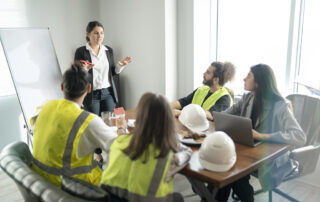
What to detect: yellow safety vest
<box><xmin>32</xmin><ymin>99</ymin><xmax>101</xmax><ymax>187</ymax></box>
<box><xmin>192</xmin><ymin>86</ymin><xmax>233</xmax><ymax>111</ymax></box>
<box><xmin>100</xmin><ymin>135</ymin><xmax>174</xmax><ymax>202</ymax></box>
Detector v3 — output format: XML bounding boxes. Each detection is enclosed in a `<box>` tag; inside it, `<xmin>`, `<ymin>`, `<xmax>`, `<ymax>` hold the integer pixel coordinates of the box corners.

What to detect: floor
<box><xmin>1</xmin><ymin>169</ymin><xmax>319</xmax><ymax>202</ymax></box>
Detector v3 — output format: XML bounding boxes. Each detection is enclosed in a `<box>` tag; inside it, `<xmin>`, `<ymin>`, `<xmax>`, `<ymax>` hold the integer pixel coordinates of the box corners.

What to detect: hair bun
<box><xmin>71</xmin><ymin>65</ymin><xmax>78</xmax><ymax>73</ymax></box>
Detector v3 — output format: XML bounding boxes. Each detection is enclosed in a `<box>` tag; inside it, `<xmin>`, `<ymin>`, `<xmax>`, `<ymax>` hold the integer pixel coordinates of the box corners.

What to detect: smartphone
<box><xmin>80</xmin><ymin>60</ymin><xmax>94</xmax><ymax>66</ymax></box>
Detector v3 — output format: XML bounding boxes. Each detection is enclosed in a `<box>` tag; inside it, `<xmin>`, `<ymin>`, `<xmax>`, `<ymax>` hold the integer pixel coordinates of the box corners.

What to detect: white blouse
<box><xmin>86</xmin><ymin>43</ymin><xmax>125</xmax><ymax>90</ymax></box>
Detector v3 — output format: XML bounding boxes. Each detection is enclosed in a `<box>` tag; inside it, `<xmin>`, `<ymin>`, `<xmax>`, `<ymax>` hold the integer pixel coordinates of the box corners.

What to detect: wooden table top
<box><xmin>125</xmin><ymin>108</ymin><xmax>290</xmax><ymax>188</ymax></box>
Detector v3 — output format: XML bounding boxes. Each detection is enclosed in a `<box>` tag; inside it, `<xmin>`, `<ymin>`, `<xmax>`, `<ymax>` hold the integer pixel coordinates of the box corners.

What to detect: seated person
<box><xmin>210</xmin><ymin>64</ymin><xmax>306</xmax><ymax>202</ymax></box>
<box><xmin>171</xmin><ymin>61</ymin><xmax>235</xmax><ymax>121</ymax></box>
<box><xmin>31</xmin><ymin>62</ymin><xmax>125</xmax><ymax>187</ymax></box>
<box><xmin>100</xmin><ymin>92</ymin><xmax>192</xmax><ymax>202</ymax></box>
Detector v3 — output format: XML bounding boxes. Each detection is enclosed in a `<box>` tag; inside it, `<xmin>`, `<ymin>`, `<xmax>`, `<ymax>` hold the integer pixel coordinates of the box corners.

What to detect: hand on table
<box><xmin>95</xmin><ymin>153</ymin><xmax>103</xmax><ymax>162</ymax></box>
<box><xmin>118</xmin><ymin>56</ymin><xmax>132</xmax><ymax>66</ymax></box>
<box><xmin>116</xmin><ymin>115</ymin><xmax>128</xmax><ymax>135</ymax></box>
<box><xmin>173</xmin><ymin>109</ymin><xmax>181</xmax><ymax>117</ymax></box>
<box><xmin>252</xmin><ymin>129</ymin><xmax>270</xmax><ymax>141</ymax></box>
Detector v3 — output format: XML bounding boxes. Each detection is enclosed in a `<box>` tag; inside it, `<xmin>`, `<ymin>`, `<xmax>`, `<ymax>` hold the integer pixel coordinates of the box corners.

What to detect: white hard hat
<box><xmin>179</xmin><ymin>104</ymin><xmax>209</xmax><ymax>133</ymax></box>
<box><xmin>199</xmin><ymin>131</ymin><xmax>236</xmax><ymax>172</ymax></box>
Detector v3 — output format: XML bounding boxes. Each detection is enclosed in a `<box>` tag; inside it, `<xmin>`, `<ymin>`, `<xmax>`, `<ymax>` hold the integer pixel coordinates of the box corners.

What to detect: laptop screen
<box><xmin>213</xmin><ymin>112</ymin><xmax>262</xmax><ymax>147</ymax></box>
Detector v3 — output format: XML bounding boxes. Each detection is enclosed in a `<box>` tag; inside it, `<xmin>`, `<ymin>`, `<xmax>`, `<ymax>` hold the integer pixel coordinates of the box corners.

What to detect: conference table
<box><xmin>125</xmin><ymin>108</ymin><xmax>290</xmax><ymax>201</ymax></box>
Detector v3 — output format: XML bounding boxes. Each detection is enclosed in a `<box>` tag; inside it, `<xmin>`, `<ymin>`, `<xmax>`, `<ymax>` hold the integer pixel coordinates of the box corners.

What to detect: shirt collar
<box><xmin>86</xmin><ymin>42</ymin><xmax>108</xmax><ymax>52</ymax></box>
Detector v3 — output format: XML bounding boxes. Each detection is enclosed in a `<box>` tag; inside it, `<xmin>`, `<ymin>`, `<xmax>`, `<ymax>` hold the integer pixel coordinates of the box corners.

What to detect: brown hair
<box><xmin>86</xmin><ymin>21</ymin><xmax>104</xmax><ymax>42</ymax></box>
<box><xmin>62</xmin><ymin>61</ymin><xmax>90</xmax><ymax>99</ymax></box>
<box><xmin>123</xmin><ymin>92</ymin><xmax>178</xmax><ymax>161</ymax></box>
<box><xmin>211</xmin><ymin>61</ymin><xmax>236</xmax><ymax>86</ymax></box>
<box><xmin>250</xmin><ymin>64</ymin><xmax>285</xmax><ymax>119</ymax></box>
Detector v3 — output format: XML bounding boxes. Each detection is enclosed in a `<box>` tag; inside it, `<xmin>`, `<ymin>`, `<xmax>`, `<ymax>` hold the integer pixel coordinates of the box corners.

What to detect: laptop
<box><xmin>212</xmin><ymin>112</ymin><xmax>262</xmax><ymax>147</ymax></box>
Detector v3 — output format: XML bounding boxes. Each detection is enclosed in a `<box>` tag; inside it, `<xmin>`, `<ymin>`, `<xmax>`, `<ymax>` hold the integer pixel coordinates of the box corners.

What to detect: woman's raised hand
<box><xmin>118</xmin><ymin>56</ymin><xmax>132</xmax><ymax>66</ymax></box>
<box><xmin>80</xmin><ymin>60</ymin><xmax>94</xmax><ymax>71</ymax></box>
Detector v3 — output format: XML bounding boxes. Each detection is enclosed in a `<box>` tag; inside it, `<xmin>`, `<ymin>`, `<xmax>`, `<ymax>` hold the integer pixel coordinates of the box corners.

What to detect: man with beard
<box><xmin>171</xmin><ymin>62</ymin><xmax>235</xmax><ymax>121</ymax></box>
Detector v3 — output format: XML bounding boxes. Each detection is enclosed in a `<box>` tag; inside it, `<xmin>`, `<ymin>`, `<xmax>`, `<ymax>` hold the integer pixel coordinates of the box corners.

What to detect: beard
<box><xmin>203</xmin><ymin>78</ymin><xmax>213</xmax><ymax>87</ymax></box>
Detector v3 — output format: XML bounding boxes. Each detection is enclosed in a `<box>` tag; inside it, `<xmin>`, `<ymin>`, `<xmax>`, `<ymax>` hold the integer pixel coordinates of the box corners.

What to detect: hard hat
<box><xmin>199</xmin><ymin>131</ymin><xmax>236</xmax><ymax>172</ymax></box>
<box><xmin>179</xmin><ymin>104</ymin><xmax>209</xmax><ymax>133</ymax></box>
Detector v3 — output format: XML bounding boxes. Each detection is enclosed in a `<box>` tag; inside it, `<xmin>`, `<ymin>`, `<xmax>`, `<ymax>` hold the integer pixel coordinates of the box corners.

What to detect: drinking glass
<box><xmin>101</xmin><ymin>111</ymin><xmax>113</xmax><ymax>126</ymax></box>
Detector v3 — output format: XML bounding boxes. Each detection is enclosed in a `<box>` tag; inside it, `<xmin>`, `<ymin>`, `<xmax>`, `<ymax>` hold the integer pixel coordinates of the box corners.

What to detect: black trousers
<box><xmin>216</xmin><ymin>175</ymin><xmax>254</xmax><ymax>202</ymax></box>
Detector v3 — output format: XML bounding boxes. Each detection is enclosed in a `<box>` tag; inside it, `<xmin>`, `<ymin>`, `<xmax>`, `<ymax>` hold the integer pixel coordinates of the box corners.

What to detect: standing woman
<box><xmin>75</xmin><ymin>21</ymin><xmax>132</xmax><ymax>115</ymax></box>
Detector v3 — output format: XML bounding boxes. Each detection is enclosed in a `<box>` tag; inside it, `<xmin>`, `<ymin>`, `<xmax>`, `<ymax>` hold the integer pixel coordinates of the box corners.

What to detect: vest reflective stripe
<box><xmin>192</xmin><ymin>86</ymin><xmax>232</xmax><ymax>111</ymax></box>
<box><xmin>33</xmin><ymin>110</ymin><xmax>97</xmax><ymax>176</ymax></box>
<box><xmin>33</xmin><ymin>100</ymin><xmax>100</xmax><ymax>186</ymax></box>
<box><xmin>33</xmin><ymin>156</ymin><xmax>96</xmax><ymax>176</ymax></box>
<box><xmin>147</xmin><ymin>154</ymin><xmax>169</xmax><ymax>196</ymax></box>
<box><xmin>63</xmin><ymin>111</ymin><xmax>90</xmax><ymax>169</ymax></box>
<box><xmin>100</xmin><ymin>135</ymin><xmax>173</xmax><ymax>201</ymax></box>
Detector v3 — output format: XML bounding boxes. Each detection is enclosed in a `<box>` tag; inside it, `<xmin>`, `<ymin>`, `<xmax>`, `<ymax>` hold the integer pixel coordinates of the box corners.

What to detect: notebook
<box><xmin>212</xmin><ymin>112</ymin><xmax>262</xmax><ymax>147</ymax></box>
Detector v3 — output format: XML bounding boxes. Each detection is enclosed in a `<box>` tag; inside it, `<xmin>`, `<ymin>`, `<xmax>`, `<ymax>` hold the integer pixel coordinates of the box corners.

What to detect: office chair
<box><xmin>0</xmin><ymin>141</ymin><xmax>109</xmax><ymax>202</ymax></box>
<box><xmin>225</xmin><ymin>87</ymin><xmax>235</xmax><ymax>103</ymax></box>
<box><xmin>255</xmin><ymin>94</ymin><xmax>320</xmax><ymax>202</ymax></box>
<box><xmin>231</xmin><ymin>94</ymin><xmax>320</xmax><ymax>202</ymax></box>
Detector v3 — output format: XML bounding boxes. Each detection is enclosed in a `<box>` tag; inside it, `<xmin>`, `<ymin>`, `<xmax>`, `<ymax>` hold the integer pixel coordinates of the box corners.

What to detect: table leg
<box><xmin>187</xmin><ymin>177</ymin><xmax>218</xmax><ymax>202</ymax></box>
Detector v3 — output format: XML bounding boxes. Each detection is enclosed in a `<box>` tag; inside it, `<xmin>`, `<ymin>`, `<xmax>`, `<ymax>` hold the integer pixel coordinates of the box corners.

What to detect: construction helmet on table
<box><xmin>199</xmin><ymin>131</ymin><xmax>236</xmax><ymax>172</ymax></box>
<box><xmin>178</xmin><ymin>104</ymin><xmax>209</xmax><ymax>133</ymax></box>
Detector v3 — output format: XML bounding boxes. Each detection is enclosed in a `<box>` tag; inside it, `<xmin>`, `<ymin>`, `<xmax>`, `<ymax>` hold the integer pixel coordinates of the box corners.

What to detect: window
<box><xmin>215</xmin><ymin>0</ymin><xmax>291</xmax><ymax>96</ymax></box>
<box><xmin>296</xmin><ymin>0</ymin><xmax>320</xmax><ymax>96</ymax></box>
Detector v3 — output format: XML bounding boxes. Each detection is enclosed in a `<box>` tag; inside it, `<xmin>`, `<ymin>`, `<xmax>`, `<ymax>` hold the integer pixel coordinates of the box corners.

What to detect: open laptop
<box><xmin>212</xmin><ymin>112</ymin><xmax>262</xmax><ymax>147</ymax></box>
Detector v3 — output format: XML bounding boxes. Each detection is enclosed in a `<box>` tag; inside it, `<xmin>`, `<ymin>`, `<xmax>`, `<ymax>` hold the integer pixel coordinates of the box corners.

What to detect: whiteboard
<box><xmin>0</xmin><ymin>28</ymin><xmax>63</xmax><ymax>131</ymax></box>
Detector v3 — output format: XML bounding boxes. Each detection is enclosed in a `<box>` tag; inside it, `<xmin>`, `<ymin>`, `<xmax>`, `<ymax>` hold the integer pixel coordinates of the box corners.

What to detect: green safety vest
<box><xmin>192</xmin><ymin>86</ymin><xmax>233</xmax><ymax>111</ymax></box>
<box><xmin>32</xmin><ymin>99</ymin><xmax>101</xmax><ymax>187</ymax></box>
<box><xmin>100</xmin><ymin>135</ymin><xmax>174</xmax><ymax>202</ymax></box>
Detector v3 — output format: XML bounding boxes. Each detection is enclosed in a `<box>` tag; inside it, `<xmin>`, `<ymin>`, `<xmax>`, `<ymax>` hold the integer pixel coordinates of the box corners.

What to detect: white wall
<box><xmin>98</xmin><ymin>0</ymin><xmax>167</xmax><ymax>109</ymax></box>
<box><xmin>0</xmin><ymin>0</ymin><xmax>100</xmax><ymax>73</ymax></box>
<box><xmin>165</xmin><ymin>0</ymin><xmax>178</xmax><ymax>102</ymax></box>
<box><xmin>98</xmin><ymin>0</ymin><xmax>196</xmax><ymax>108</ymax></box>
<box><xmin>0</xmin><ymin>0</ymin><xmax>101</xmax><ymax>144</ymax></box>
<box><xmin>0</xmin><ymin>95</ymin><xmax>25</xmax><ymax>149</ymax></box>
<box><xmin>1</xmin><ymin>0</ymin><xmax>192</xmax><ymax>109</ymax></box>
<box><xmin>177</xmin><ymin>0</ymin><xmax>194</xmax><ymax>98</ymax></box>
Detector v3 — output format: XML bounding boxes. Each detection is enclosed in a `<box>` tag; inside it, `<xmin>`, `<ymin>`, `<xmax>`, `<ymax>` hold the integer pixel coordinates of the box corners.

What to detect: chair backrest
<box><xmin>286</xmin><ymin>94</ymin><xmax>320</xmax><ymax>146</ymax></box>
<box><xmin>0</xmin><ymin>141</ymin><xmax>99</xmax><ymax>202</ymax></box>
<box><xmin>225</xmin><ymin>87</ymin><xmax>235</xmax><ymax>103</ymax></box>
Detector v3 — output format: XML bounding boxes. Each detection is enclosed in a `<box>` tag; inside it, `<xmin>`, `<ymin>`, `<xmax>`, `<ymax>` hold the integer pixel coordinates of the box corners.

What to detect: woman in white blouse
<box><xmin>75</xmin><ymin>21</ymin><xmax>131</xmax><ymax>115</ymax></box>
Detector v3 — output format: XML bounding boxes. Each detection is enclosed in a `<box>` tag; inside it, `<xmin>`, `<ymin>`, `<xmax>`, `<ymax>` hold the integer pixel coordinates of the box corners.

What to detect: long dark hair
<box><xmin>251</xmin><ymin>64</ymin><xmax>284</xmax><ymax>117</ymax></box>
<box><xmin>211</xmin><ymin>61</ymin><xmax>235</xmax><ymax>86</ymax></box>
<box><xmin>123</xmin><ymin>92</ymin><xmax>178</xmax><ymax>161</ymax></box>
<box><xmin>62</xmin><ymin>61</ymin><xmax>90</xmax><ymax>99</ymax></box>
<box><xmin>86</xmin><ymin>21</ymin><xmax>104</xmax><ymax>42</ymax></box>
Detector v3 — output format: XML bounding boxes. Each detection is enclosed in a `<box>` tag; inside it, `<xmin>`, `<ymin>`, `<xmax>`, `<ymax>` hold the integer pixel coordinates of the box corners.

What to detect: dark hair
<box><xmin>211</xmin><ymin>61</ymin><xmax>235</xmax><ymax>86</ymax></box>
<box><xmin>62</xmin><ymin>61</ymin><xmax>90</xmax><ymax>99</ymax></box>
<box><xmin>123</xmin><ymin>92</ymin><xmax>178</xmax><ymax>161</ymax></box>
<box><xmin>250</xmin><ymin>64</ymin><xmax>284</xmax><ymax>117</ymax></box>
<box><xmin>86</xmin><ymin>21</ymin><xmax>104</xmax><ymax>42</ymax></box>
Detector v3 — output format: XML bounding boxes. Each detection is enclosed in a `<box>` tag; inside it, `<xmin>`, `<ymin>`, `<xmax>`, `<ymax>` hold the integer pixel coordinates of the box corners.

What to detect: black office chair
<box><xmin>255</xmin><ymin>94</ymin><xmax>320</xmax><ymax>202</ymax></box>
<box><xmin>0</xmin><ymin>141</ymin><xmax>110</xmax><ymax>202</ymax></box>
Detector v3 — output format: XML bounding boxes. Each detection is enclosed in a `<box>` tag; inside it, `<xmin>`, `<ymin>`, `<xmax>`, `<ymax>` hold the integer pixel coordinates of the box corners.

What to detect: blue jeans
<box><xmin>85</xmin><ymin>87</ymin><xmax>116</xmax><ymax>116</ymax></box>
<box><xmin>85</xmin><ymin>88</ymin><xmax>116</xmax><ymax>155</ymax></box>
